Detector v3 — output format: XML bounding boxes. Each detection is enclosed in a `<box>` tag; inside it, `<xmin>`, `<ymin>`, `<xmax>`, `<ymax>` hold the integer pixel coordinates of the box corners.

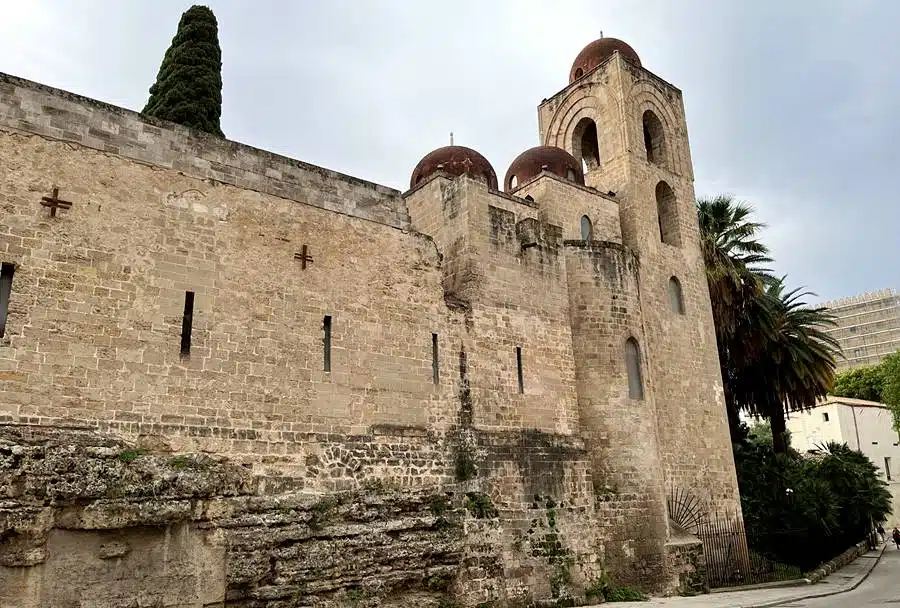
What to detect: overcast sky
<box><xmin>0</xmin><ymin>0</ymin><xmax>896</xmax><ymax>302</ymax></box>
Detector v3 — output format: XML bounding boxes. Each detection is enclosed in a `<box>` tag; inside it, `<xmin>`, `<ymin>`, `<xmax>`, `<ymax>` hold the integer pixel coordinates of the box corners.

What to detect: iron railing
<box><xmin>697</xmin><ymin>518</ymin><xmax>807</xmax><ymax>588</ymax></box>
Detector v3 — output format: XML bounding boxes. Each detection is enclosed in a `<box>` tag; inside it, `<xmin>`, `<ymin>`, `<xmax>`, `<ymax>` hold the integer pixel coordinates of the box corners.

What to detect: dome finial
<box><xmin>450</xmin><ymin>131</ymin><xmax>454</xmax><ymax>146</ymax></box>
<box><xmin>600</xmin><ymin>30</ymin><xmax>603</xmax><ymax>38</ymax></box>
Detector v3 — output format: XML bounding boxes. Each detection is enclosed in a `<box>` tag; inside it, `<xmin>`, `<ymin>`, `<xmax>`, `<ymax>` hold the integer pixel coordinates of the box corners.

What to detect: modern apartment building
<box><xmin>822</xmin><ymin>289</ymin><xmax>900</xmax><ymax>370</ymax></box>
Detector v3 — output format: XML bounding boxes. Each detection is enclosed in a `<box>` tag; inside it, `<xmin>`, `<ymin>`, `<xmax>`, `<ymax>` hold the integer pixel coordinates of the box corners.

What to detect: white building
<box><xmin>786</xmin><ymin>396</ymin><xmax>900</xmax><ymax>526</ymax></box>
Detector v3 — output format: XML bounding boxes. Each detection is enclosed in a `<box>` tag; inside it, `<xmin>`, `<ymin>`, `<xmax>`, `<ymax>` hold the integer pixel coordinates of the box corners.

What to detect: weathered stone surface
<box><xmin>0</xmin><ymin>39</ymin><xmax>734</xmax><ymax>606</ymax></box>
<box><xmin>0</xmin><ymin>424</ymin><xmax>635</xmax><ymax>607</ymax></box>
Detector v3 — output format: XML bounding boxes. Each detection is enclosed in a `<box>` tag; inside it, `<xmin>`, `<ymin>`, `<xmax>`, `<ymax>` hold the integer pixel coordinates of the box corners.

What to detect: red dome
<box><xmin>570</xmin><ymin>37</ymin><xmax>641</xmax><ymax>83</ymax></box>
<box><xmin>504</xmin><ymin>146</ymin><xmax>584</xmax><ymax>192</ymax></box>
<box><xmin>410</xmin><ymin>145</ymin><xmax>498</xmax><ymax>189</ymax></box>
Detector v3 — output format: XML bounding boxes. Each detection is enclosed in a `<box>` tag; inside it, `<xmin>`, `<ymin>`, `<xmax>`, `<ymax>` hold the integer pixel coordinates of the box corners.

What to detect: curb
<box><xmin>751</xmin><ymin>544</ymin><xmax>886</xmax><ymax>608</ymax></box>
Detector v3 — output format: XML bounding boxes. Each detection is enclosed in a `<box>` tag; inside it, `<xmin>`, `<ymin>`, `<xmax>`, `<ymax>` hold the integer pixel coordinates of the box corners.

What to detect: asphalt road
<box><xmin>783</xmin><ymin>546</ymin><xmax>900</xmax><ymax>607</ymax></box>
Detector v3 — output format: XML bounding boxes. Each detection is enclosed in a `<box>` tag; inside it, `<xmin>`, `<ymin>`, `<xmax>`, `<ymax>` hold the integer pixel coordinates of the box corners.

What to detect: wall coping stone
<box><xmin>0</xmin><ymin>71</ymin><xmax>410</xmax><ymax>230</ymax></box>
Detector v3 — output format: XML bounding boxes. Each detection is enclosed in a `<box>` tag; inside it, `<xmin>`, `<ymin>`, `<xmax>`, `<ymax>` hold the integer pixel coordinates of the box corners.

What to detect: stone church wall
<box><xmin>0</xmin><ymin>124</ymin><xmax>459</xmax><ymax>460</ymax></box>
<box><xmin>0</xmin><ymin>68</ymin><xmax>710</xmax><ymax>605</ymax></box>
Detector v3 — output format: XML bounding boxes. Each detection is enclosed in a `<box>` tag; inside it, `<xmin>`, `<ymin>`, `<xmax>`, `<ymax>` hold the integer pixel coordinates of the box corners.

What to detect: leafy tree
<box><xmin>814</xmin><ymin>442</ymin><xmax>892</xmax><ymax>542</ymax></box>
<box><xmin>881</xmin><ymin>351</ymin><xmax>900</xmax><ymax>430</ymax></box>
<box><xmin>745</xmin><ymin>420</ymin><xmax>790</xmax><ymax>451</ymax></box>
<box><xmin>142</xmin><ymin>5</ymin><xmax>224</xmax><ymax>137</ymax></box>
<box><xmin>833</xmin><ymin>365</ymin><xmax>884</xmax><ymax>402</ymax></box>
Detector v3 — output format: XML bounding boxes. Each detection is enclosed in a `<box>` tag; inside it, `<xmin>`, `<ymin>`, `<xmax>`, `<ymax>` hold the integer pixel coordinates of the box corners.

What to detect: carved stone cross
<box><xmin>293</xmin><ymin>245</ymin><xmax>313</xmax><ymax>270</ymax></box>
<box><xmin>40</xmin><ymin>187</ymin><xmax>73</xmax><ymax>218</ymax></box>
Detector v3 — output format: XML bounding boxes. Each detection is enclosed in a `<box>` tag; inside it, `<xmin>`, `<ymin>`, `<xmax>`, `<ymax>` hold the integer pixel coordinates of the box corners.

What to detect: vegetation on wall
<box><xmin>833</xmin><ymin>351</ymin><xmax>900</xmax><ymax>430</ymax></box>
<box><xmin>142</xmin><ymin>5</ymin><xmax>224</xmax><ymax>137</ymax></box>
<box><xmin>698</xmin><ymin>195</ymin><xmax>840</xmax><ymax>453</ymax></box>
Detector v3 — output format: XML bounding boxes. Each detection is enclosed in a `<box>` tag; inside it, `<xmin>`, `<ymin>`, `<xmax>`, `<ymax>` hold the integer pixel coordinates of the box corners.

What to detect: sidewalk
<box><xmin>589</xmin><ymin>544</ymin><xmax>886</xmax><ymax>608</ymax></box>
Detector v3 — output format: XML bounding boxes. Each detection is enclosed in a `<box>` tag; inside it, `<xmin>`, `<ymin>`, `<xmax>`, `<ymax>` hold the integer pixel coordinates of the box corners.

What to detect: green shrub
<box><xmin>585</xmin><ymin>573</ymin><xmax>647</xmax><ymax>603</ymax></box>
<box><xmin>605</xmin><ymin>586</ymin><xmax>648</xmax><ymax>602</ymax></box>
<box><xmin>426</xmin><ymin>572</ymin><xmax>453</xmax><ymax>591</ymax></box>
<box><xmin>464</xmin><ymin>492</ymin><xmax>498</xmax><ymax>519</ymax></box>
<box><xmin>118</xmin><ymin>449</ymin><xmax>146</xmax><ymax>463</ymax></box>
<box><xmin>735</xmin><ymin>434</ymin><xmax>891</xmax><ymax>570</ymax></box>
<box><xmin>309</xmin><ymin>495</ymin><xmax>339</xmax><ymax>531</ymax></box>
<box><xmin>428</xmin><ymin>494</ymin><xmax>450</xmax><ymax>517</ymax></box>
<box><xmin>455</xmin><ymin>449</ymin><xmax>477</xmax><ymax>481</ymax></box>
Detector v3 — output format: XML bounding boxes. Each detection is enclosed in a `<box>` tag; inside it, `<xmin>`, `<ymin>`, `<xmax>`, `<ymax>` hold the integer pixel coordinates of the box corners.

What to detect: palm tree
<box><xmin>697</xmin><ymin>196</ymin><xmax>840</xmax><ymax>452</ymax></box>
<box><xmin>697</xmin><ymin>195</ymin><xmax>773</xmax><ymax>334</ymax></box>
<box><xmin>697</xmin><ymin>196</ymin><xmax>773</xmax><ymax>440</ymax></box>
<box><xmin>752</xmin><ymin>281</ymin><xmax>840</xmax><ymax>453</ymax></box>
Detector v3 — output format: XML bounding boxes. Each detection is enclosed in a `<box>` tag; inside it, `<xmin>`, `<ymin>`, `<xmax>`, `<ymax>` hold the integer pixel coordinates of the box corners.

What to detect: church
<box><xmin>0</xmin><ymin>35</ymin><xmax>743</xmax><ymax>607</ymax></box>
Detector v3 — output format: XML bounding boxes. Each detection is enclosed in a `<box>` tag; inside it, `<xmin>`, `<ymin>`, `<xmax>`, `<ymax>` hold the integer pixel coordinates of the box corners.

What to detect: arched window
<box><xmin>668</xmin><ymin>277</ymin><xmax>685</xmax><ymax>314</ymax></box>
<box><xmin>655</xmin><ymin>181</ymin><xmax>680</xmax><ymax>246</ymax></box>
<box><xmin>509</xmin><ymin>175</ymin><xmax>518</xmax><ymax>190</ymax></box>
<box><xmin>566</xmin><ymin>168</ymin><xmax>576</xmax><ymax>182</ymax></box>
<box><xmin>642</xmin><ymin>110</ymin><xmax>667</xmax><ymax>167</ymax></box>
<box><xmin>574</xmin><ymin>68</ymin><xmax>584</xmax><ymax>80</ymax></box>
<box><xmin>573</xmin><ymin>117</ymin><xmax>601</xmax><ymax>172</ymax></box>
<box><xmin>524</xmin><ymin>195</ymin><xmax>534</xmax><ymax>202</ymax></box>
<box><xmin>625</xmin><ymin>338</ymin><xmax>644</xmax><ymax>400</ymax></box>
<box><xmin>580</xmin><ymin>215</ymin><xmax>593</xmax><ymax>241</ymax></box>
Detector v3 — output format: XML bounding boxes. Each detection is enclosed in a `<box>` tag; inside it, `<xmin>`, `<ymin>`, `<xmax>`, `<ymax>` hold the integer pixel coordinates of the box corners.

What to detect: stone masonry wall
<box><xmin>515</xmin><ymin>173</ymin><xmax>622</xmax><ymax>246</ymax></box>
<box><xmin>0</xmin><ymin>73</ymin><xmax>408</xmax><ymax>228</ymax></box>
<box><xmin>618</xmin><ymin>68</ymin><xmax>741</xmax><ymax>517</ymax></box>
<box><xmin>0</xmin><ymin>423</ymin><xmax>630</xmax><ymax>608</ymax></box>
<box><xmin>0</xmin><ymin>126</ymin><xmax>459</xmax><ymax>462</ymax></box>
<box><xmin>564</xmin><ymin>241</ymin><xmax>670</xmax><ymax>591</ymax></box>
<box><xmin>408</xmin><ymin>177</ymin><xmax>580</xmax><ymax>437</ymax></box>
<box><xmin>0</xmin><ymin>68</ymin><xmax>709</xmax><ymax>603</ymax></box>
<box><xmin>466</xmin><ymin>184</ymin><xmax>579</xmax><ymax>436</ymax></box>
<box><xmin>538</xmin><ymin>52</ymin><xmax>742</xmax><ymax>521</ymax></box>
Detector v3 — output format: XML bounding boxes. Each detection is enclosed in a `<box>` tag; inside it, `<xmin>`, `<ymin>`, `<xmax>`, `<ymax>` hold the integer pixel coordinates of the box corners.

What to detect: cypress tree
<box><xmin>142</xmin><ymin>5</ymin><xmax>224</xmax><ymax>137</ymax></box>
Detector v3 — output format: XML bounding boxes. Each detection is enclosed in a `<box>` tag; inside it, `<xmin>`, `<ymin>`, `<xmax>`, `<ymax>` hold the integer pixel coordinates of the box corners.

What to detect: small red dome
<box><xmin>504</xmin><ymin>146</ymin><xmax>584</xmax><ymax>192</ymax></box>
<box><xmin>410</xmin><ymin>145</ymin><xmax>498</xmax><ymax>189</ymax></box>
<box><xmin>570</xmin><ymin>37</ymin><xmax>641</xmax><ymax>83</ymax></box>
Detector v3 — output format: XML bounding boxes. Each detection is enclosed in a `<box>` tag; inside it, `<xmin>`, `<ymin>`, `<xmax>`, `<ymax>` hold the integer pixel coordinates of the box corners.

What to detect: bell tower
<box><xmin>539</xmin><ymin>38</ymin><xmax>744</xmax><ymax>522</ymax></box>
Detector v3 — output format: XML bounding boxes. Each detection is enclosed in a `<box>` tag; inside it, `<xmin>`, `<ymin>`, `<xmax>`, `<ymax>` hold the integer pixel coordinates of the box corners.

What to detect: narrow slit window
<box><xmin>625</xmin><ymin>338</ymin><xmax>644</xmax><ymax>400</ymax></box>
<box><xmin>0</xmin><ymin>262</ymin><xmax>15</xmax><ymax>338</ymax></box>
<box><xmin>323</xmin><ymin>315</ymin><xmax>332</xmax><ymax>372</ymax></box>
<box><xmin>432</xmin><ymin>333</ymin><xmax>440</xmax><ymax>385</ymax></box>
<box><xmin>516</xmin><ymin>346</ymin><xmax>524</xmax><ymax>394</ymax></box>
<box><xmin>885</xmin><ymin>457</ymin><xmax>893</xmax><ymax>481</ymax></box>
<box><xmin>180</xmin><ymin>291</ymin><xmax>195</xmax><ymax>359</ymax></box>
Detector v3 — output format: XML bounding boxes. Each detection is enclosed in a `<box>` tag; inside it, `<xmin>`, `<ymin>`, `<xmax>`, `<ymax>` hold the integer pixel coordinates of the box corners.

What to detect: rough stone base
<box><xmin>664</xmin><ymin>536</ymin><xmax>707</xmax><ymax>596</ymax></box>
<box><xmin>0</xmin><ymin>423</ymin><xmax>688</xmax><ymax>607</ymax></box>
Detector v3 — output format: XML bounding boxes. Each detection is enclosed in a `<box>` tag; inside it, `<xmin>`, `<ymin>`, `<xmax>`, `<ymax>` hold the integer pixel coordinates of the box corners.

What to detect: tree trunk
<box><xmin>726</xmin><ymin>401</ymin><xmax>743</xmax><ymax>445</ymax></box>
<box><xmin>770</xmin><ymin>406</ymin><xmax>788</xmax><ymax>454</ymax></box>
